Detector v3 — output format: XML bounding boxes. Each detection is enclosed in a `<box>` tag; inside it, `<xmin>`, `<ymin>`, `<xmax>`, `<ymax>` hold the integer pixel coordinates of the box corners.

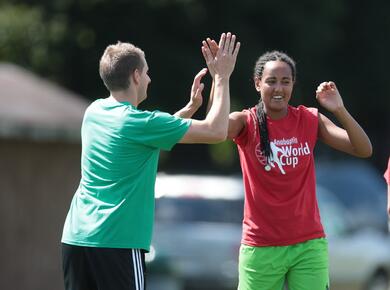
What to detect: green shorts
<box><xmin>238</xmin><ymin>238</ymin><xmax>329</xmax><ymax>290</ymax></box>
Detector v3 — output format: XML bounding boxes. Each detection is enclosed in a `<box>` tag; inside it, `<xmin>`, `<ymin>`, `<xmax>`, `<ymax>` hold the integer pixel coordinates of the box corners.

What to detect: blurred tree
<box><xmin>0</xmin><ymin>0</ymin><xmax>388</xmax><ymax>172</ymax></box>
<box><xmin>0</xmin><ymin>4</ymin><xmax>66</xmax><ymax>76</ymax></box>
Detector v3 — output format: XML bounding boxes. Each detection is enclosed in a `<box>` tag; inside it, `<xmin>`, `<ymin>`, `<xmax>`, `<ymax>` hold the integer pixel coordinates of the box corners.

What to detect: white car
<box><xmin>147</xmin><ymin>174</ymin><xmax>243</xmax><ymax>290</ymax></box>
<box><xmin>146</xmin><ymin>173</ymin><xmax>390</xmax><ymax>290</ymax></box>
<box><xmin>318</xmin><ymin>187</ymin><xmax>390</xmax><ymax>290</ymax></box>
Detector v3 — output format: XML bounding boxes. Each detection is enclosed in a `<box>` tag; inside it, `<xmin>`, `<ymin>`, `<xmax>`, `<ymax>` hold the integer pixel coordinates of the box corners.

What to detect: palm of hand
<box><xmin>202</xmin><ymin>33</ymin><xmax>240</xmax><ymax>79</ymax></box>
<box><xmin>206</xmin><ymin>39</ymin><xmax>219</xmax><ymax>77</ymax></box>
<box><xmin>189</xmin><ymin>68</ymin><xmax>207</xmax><ymax>109</ymax></box>
<box><xmin>191</xmin><ymin>88</ymin><xmax>203</xmax><ymax>107</ymax></box>
<box><xmin>316</xmin><ymin>82</ymin><xmax>344</xmax><ymax>113</ymax></box>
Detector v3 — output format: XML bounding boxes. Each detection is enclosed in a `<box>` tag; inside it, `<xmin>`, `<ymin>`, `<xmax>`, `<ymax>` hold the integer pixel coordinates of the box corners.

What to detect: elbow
<box><xmin>360</xmin><ymin>148</ymin><xmax>373</xmax><ymax>158</ymax></box>
<box><xmin>210</xmin><ymin>131</ymin><xmax>227</xmax><ymax>144</ymax></box>
<box><xmin>355</xmin><ymin>145</ymin><xmax>373</xmax><ymax>158</ymax></box>
<box><xmin>205</xmin><ymin>122</ymin><xmax>228</xmax><ymax>143</ymax></box>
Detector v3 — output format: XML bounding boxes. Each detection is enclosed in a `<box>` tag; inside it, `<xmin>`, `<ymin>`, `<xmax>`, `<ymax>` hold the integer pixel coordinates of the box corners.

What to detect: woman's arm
<box><xmin>316</xmin><ymin>81</ymin><xmax>372</xmax><ymax>158</ymax></box>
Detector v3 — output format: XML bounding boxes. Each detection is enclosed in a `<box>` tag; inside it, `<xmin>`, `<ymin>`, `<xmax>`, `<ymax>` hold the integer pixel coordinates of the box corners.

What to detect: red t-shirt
<box><xmin>234</xmin><ymin>105</ymin><xmax>325</xmax><ymax>246</ymax></box>
<box><xmin>384</xmin><ymin>157</ymin><xmax>390</xmax><ymax>185</ymax></box>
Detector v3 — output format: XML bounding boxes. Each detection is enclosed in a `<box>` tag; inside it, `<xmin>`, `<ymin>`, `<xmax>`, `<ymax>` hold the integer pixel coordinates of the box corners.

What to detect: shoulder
<box><xmin>229</xmin><ymin>108</ymin><xmax>256</xmax><ymax>140</ymax></box>
<box><xmin>126</xmin><ymin>109</ymin><xmax>171</xmax><ymax>121</ymax></box>
<box><xmin>294</xmin><ymin>105</ymin><xmax>318</xmax><ymax>116</ymax></box>
<box><xmin>290</xmin><ymin>105</ymin><xmax>318</xmax><ymax>123</ymax></box>
<box><xmin>230</xmin><ymin>110</ymin><xmax>248</xmax><ymax>122</ymax></box>
<box><xmin>230</xmin><ymin>108</ymin><xmax>256</xmax><ymax>127</ymax></box>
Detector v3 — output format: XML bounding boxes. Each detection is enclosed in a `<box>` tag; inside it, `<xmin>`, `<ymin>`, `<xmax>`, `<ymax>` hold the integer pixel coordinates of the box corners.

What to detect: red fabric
<box><xmin>384</xmin><ymin>157</ymin><xmax>390</xmax><ymax>185</ymax></box>
<box><xmin>234</xmin><ymin>105</ymin><xmax>325</xmax><ymax>246</ymax></box>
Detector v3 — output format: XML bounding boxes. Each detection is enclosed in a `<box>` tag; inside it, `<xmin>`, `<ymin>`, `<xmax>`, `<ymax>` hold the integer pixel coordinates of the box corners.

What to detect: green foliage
<box><xmin>209</xmin><ymin>140</ymin><xmax>238</xmax><ymax>168</ymax></box>
<box><xmin>0</xmin><ymin>5</ymin><xmax>45</xmax><ymax>67</ymax></box>
<box><xmin>0</xmin><ymin>0</ymin><xmax>388</xmax><ymax>170</ymax></box>
<box><xmin>0</xmin><ymin>3</ymin><xmax>68</xmax><ymax>77</ymax></box>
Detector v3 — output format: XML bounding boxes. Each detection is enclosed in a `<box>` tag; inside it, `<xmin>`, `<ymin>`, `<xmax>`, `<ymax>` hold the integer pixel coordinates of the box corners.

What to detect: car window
<box><xmin>317</xmin><ymin>186</ymin><xmax>349</xmax><ymax>237</ymax></box>
<box><xmin>316</xmin><ymin>161</ymin><xmax>386</xmax><ymax>208</ymax></box>
<box><xmin>155</xmin><ymin>197</ymin><xmax>244</xmax><ymax>224</ymax></box>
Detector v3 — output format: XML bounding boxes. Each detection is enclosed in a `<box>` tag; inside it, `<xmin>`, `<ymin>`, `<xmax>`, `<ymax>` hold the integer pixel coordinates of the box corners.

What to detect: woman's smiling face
<box><xmin>255</xmin><ymin>60</ymin><xmax>294</xmax><ymax>119</ymax></box>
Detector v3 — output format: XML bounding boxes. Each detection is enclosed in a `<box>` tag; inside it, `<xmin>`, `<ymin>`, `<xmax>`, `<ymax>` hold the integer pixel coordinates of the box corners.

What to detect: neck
<box><xmin>110</xmin><ymin>88</ymin><xmax>138</xmax><ymax>107</ymax></box>
<box><xmin>264</xmin><ymin>107</ymin><xmax>288</xmax><ymax>120</ymax></box>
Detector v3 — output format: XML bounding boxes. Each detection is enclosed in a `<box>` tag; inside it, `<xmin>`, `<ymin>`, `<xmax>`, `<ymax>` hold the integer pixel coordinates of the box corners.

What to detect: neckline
<box><xmin>257</xmin><ymin>106</ymin><xmax>290</xmax><ymax>122</ymax></box>
<box><xmin>105</xmin><ymin>96</ymin><xmax>134</xmax><ymax>107</ymax></box>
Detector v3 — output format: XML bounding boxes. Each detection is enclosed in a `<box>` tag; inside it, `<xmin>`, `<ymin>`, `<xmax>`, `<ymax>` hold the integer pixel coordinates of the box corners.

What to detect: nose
<box><xmin>274</xmin><ymin>82</ymin><xmax>283</xmax><ymax>93</ymax></box>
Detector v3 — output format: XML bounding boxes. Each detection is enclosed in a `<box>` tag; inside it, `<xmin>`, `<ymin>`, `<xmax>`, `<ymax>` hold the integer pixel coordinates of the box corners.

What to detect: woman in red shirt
<box><xmin>202</xmin><ymin>40</ymin><xmax>372</xmax><ymax>290</ymax></box>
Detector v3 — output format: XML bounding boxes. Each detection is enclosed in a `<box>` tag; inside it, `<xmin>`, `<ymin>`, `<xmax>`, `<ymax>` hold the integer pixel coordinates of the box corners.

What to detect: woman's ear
<box><xmin>254</xmin><ymin>78</ymin><xmax>261</xmax><ymax>92</ymax></box>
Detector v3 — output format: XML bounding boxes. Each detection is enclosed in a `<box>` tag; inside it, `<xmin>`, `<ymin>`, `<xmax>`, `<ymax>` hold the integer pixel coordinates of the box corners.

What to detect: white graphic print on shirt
<box><xmin>255</xmin><ymin>137</ymin><xmax>311</xmax><ymax>174</ymax></box>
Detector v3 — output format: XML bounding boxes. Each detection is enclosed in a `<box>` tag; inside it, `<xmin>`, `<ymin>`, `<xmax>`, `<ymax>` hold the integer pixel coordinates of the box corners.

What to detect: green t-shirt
<box><xmin>61</xmin><ymin>97</ymin><xmax>191</xmax><ymax>250</ymax></box>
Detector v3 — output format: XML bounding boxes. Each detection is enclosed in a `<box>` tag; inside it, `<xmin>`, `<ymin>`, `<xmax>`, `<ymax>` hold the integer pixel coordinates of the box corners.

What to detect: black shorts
<box><xmin>62</xmin><ymin>243</ymin><xmax>146</xmax><ymax>290</ymax></box>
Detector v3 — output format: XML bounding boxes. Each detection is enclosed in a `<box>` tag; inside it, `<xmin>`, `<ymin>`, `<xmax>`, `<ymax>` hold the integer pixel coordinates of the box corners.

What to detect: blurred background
<box><xmin>0</xmin><ymin>0</ymin><xmax>389</xmax><ymax>289</ymax></box>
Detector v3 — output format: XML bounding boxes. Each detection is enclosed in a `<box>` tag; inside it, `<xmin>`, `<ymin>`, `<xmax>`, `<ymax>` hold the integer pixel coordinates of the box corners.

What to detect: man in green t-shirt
<box><xmin>61</xmin><ymin>32</ymin><xmax>240</xmax><ymax>290</ymax></box>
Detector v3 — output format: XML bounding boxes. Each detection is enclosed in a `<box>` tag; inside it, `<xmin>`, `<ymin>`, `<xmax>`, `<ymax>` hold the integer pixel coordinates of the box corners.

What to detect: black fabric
<box><xmin>62</xmin><ymin>243</ymin><xmax>146</xmax><ymax>290</ymax></box>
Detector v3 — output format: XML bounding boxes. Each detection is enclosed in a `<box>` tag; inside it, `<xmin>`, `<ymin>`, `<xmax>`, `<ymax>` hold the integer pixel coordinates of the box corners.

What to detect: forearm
<box><xmin>333</xmin><ymin>106</ymin><xmax>372</xmax><ymax>157</ymax></box>
<box><xmin>174</xmin><ymin>102</ymin><xmax>199</xmax><ymax>119</ymax></box>
<box><xmin>204</xmin><ymin>76</ymin><xmax>230</xmax><ymax>139</ymax></box>
<box><xmin>206</xmin><ymin>81</ymin><xmax>215</xmax><ymax>114</ymax></box>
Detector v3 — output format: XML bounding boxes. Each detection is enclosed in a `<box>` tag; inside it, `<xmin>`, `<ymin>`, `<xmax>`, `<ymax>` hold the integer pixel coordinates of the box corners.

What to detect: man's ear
<box><xmin>132</xmin><ymin>69</ymin><xmax>141</xmax><ymax>85</ymax></box>
<box><xmin>254</xmin><ymin>78</ymin><xmax>261</xmax><ymax>92</ymax></box>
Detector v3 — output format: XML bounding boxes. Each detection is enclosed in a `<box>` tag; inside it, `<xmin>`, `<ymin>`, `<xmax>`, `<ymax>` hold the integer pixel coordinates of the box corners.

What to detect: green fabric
<box><xmin>62</xmin><ymin>97</ymin><xmax>191</xmax><ymax>250</ymax></box>
<box><xmin>238</xmin><ymin>238</ymin><xmax>329</xmax><ymax>290</ymax></box>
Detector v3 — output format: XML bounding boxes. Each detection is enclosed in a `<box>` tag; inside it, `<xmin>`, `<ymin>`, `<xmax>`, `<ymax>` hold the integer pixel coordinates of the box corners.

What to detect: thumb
<box><xmin>196</xmin><ymin>83</ymin><xmax>204</xmax><ymax>97</ymax></box>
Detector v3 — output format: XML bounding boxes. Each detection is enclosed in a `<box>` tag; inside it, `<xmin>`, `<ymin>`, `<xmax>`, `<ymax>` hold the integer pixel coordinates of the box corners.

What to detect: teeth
<box><xmin>272</xmin><ymin>96</ymin><xmax>283</xmax><ymax>100</ymax></box>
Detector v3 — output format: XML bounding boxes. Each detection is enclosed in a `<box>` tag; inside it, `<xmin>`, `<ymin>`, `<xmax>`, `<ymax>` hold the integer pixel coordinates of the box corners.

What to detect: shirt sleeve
<box><xmin>130</xmin><ymin>110</ymin><xmax>191</xmax><ymax>151</ymax></box>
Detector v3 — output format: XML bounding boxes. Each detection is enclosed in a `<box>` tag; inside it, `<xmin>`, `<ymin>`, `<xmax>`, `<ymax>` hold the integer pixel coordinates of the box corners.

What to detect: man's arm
<box><xmin>179</xmin><ymin>32</ymin><xmax>240</xmax><ymax>144</ymax></box>
<box><xmin>204</xmin><ymin>38</ymin><xmax>245</xmax><ymax>140</ymax></box>
<box><xmin>174</xmin><ymin>68</ymin><xmax>207</xmax><ymax>119</ymax></box>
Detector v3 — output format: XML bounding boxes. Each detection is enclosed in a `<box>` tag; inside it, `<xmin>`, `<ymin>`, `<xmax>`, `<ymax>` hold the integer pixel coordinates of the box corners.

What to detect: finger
<box><xmin>206</xmin><ymin>38</ymin><xmax>218</xmax><ymax>57</ymax></box>
<box><xmin>317</xmin><ymin>82</ymin><xmax>326</xmax><ymax>92</ymax></box>
<box><xmin>224</xmin><ymin>32</ymin><xmax>232</xmax><ymax>54</ymax></box>
<box><xmin>192</xmin><ymin>68</ymin><xmax>207</xmax><ymax>91</ymax></box>
<box><xmin>206</xmin><ymin>38</ymin><xmax>213</xmax><ymax>52</ymax></box>
<box><xmin>194</xmin><ymin>68</ymin><xmax>208</xmax><ymax>84</ymax></box>
<box><xmin>232</xmin><ymin>41</ymin><xmax>241</xmax><ymax>59</ymax></box>
<box><xmin>202</xmin><ymin>40</ymin><xmax>211</xmax><ymax>51</ymax></box>
<box><xmin>328</xmin><ymin>81</ymin><xmax>337</xmax><ymax>90</ymax></box>
<box><xmin>202</xmin><ymin>45</ymin><xmax>213</xmax><ymax>63</ymax></box>
<box><xmin>229</xmin><ymin>34</ymin><xmax>236</xmax><ymax>55</ymax></box>
<box><xmin>196</xmin><ymin>83</ymin><xmax>205</xmax><ymax>96</ymax></box>
<box><xmin>201</xmin><ymin>46</ymin><xmax>207</xmax><ymax>61</ymax></box>
<box><xmin>316</xmin><ymin>84</ymin><xmax>325</xmax><ymax>94</ymax></box>
<box><xmin>211</xmin><ymin>40</ymin><xmax>219</xmax><ymax>56</ymax></box>
<box><xmin>218</xmin><ymin>33</ymin><xmax>226</xmax><ymax>54</ymax></box>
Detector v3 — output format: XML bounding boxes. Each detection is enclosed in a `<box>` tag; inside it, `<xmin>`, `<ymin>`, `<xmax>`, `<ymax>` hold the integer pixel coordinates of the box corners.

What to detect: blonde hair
<box><xmin>99</xmin><ymin>42</ymin><xmax>145</xmax><ymax>91</ymax></box>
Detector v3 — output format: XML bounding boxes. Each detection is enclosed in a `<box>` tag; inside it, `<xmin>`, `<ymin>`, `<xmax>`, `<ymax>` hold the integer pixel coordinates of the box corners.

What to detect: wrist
<box><xmin>213</xmin><ymin>74</ymin><xmax>230</xmax><ymax>82</ymax></box>
<box><xmin>186</xmin><ymin>101</ymin><xmax>200</xmax><ymax>113</ymax></box>
<box><xmin>332</xmin><ymin>105</ymin><xmax>347</xmax><ymax>116</ymax></box>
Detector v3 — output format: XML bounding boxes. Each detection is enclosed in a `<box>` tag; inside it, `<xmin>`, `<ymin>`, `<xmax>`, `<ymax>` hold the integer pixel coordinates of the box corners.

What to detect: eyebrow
<box><xmin>265</xmin><ymin>76</ymin><xmax>291</xmax><ymax>80</ymax></box>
